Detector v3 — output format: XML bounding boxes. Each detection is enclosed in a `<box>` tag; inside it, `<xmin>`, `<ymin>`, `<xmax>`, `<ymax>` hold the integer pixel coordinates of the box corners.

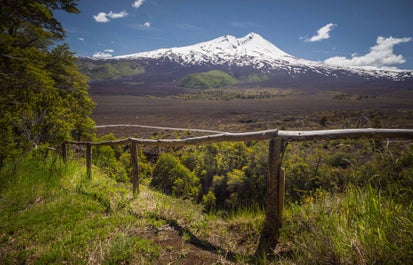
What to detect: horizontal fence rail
<box><xmin>278</xmin><ymin>128</ymin><xmax>413</xmax><ymax>141</ymax></box>
<box><xmin>96</xmin><ymin>124</ymin><xmax>226</xmax><ymax>134</ymax></box>
<box><xmin>62</xmin><ymin>127</ymin><xmax>413</xmax><ymax>256</ymax></box>
<box><xmin>67</xmin><ymin>128</ymin><xmax>413</xmax><ymax>147</ymax></box>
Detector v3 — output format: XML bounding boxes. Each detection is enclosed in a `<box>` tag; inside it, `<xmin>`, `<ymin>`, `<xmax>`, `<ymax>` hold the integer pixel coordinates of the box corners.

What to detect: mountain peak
<box><xmin>108</xmin><ymin>33</ymin><xmax>411</xmax><ymax>81</ymax></box>
<box><xmin>242</xmin><ymin>32</ymin><xmax>261</xmax><ymax>40</ymax></box>
<box><xmin>114</xmin><ymin>32</ymin><xmax>293</xmax><ymax>62</ymax></box>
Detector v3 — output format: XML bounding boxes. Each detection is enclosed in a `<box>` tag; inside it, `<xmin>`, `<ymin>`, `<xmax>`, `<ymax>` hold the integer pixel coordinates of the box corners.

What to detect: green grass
<box><xmin>1</xmin><ymin>150</ymin><xmax>412</xmax><ymax>264</ymax></box>
<box><xmin>281</xmin><ymin>187</ymin><xmax>413</xmax><ymax>264</ymax></box>
<box><xmin>0</xmin><ymin>152</ymin><xmax>159</xmax><ymax>264</ymax></box>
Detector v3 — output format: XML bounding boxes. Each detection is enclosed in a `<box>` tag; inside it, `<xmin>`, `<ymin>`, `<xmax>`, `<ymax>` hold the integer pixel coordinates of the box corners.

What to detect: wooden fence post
<box><xmin>61</xmin><ymin>142</ymin><xmax>67</xmax><ymax>163</ymax></box>
<box><xmin>279</xmin><ymin>168</ymin><xmax>285</xmax><ymax>219</ymax></box>
<box><xmin>130</xmin><ymin>141</ymin><xmax>140</xmax><ymax>196</ymax></box>
<box><xmin>256</xmin><ymin>138</ymin><xmax>284</xmax><ymax>256</ymax></box>
<box><xmin>86</xmin><ymin>143</ymin><xmax>92</xmax><ymax>178</ymax></box>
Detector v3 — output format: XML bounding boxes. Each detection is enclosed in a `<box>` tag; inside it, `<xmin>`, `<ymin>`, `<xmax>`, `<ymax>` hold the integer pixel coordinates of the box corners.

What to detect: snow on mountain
<box><xmin>115</xmin><ymin>32</ymin><xmax>296</xmax><ymax>66</ymax></box>
<box><xmin>110</xmin><ymin>32</ymin><xmax>412</xmax><ymax>81</ymax></box>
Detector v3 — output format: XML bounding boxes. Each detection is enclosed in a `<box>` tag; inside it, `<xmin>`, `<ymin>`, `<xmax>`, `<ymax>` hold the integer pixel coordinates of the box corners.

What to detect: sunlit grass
<box><xmin>0</xmin><ymin>153</ymin><xmax>158</xmax><ymax>264</ymax></box>
<box><xmin>281</xmin><ymin>186</ymin><xmax>413</xmax><ymax>264</ymax></box>
<box><xmin>1</xmin><ymin>151</ymin><xmax>412</xmax><ymax>264</ymax></box>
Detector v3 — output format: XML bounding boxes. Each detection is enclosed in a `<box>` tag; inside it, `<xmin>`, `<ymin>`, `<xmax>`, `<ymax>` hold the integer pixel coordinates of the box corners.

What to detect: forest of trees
<box><xmin>0</xmin><ymin>0</ymin><xmax>95</xmax><ymax>165</ymax></box>
<box><xmin>91</xmin><ymin>133</ymin><xmax>413</xmax><ymax>212</ymax></box>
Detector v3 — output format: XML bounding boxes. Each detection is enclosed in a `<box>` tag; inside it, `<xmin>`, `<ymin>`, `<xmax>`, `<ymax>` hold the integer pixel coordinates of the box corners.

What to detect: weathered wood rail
<box><xmin>62</xmin><ymin>128</ymin><xmax>413</xmax><ymax>256</ymax></box>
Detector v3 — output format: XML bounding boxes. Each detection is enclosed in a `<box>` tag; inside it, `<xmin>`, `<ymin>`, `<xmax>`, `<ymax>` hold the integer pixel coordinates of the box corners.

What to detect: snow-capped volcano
<box><xmin>81</xmin><ymin>32</ymin><xmax>413</xmax><ymax>93</ymax></box>
<box><xmin>110</xmin><ymin>32</ymin><xmax>412</xmax><ymax>81</ymax></box>
<box><xmin>114</xmin><ymin>32</ymin><xmax>295</xmax><ymax>65</ymax></box>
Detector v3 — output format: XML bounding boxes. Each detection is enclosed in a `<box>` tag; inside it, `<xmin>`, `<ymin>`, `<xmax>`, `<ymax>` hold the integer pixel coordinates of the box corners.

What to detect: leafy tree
<box><xmin>0</xmin><ymin>0</ymin><xmax>95</xmax><ymax>164</ymax></box>
<box><xmin>151</xmin><ymin>153</ymin><xmax>200</xmax><ymax>199</ymax></box>
<box><xmin>180</xmin><ymin>142</ymin><xmax>268</xmax><ymax>209</ymax></box>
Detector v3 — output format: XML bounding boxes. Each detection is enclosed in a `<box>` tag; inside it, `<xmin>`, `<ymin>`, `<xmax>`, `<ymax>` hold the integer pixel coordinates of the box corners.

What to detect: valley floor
<box><xmin>90</xmin><ymin>89</ymin><xmax>413</xmax><ymax>137</ymax></box>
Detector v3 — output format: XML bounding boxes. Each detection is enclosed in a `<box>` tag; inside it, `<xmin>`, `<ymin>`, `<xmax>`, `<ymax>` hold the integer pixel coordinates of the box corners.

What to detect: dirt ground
<box><xmin>90</xmin><ymin>89</ymin><xmax>413</xmax><ymax>138</ymax></box>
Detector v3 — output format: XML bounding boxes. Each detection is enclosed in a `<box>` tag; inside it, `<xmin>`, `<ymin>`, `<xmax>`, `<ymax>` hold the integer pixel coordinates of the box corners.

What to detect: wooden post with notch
<box><xmin>256</xmin><ymin>138</ymin><xmax>284</xmax><ymax>256</ymax></box>
<box><xmin>86</xmin><ymin>143</ymin><xmax>92</xmax><ymax>178</ymax></box>
<box><xmin>130</xmin><ymin>141</ymin><xmax>140</xmax><ymax>196</ymax></box>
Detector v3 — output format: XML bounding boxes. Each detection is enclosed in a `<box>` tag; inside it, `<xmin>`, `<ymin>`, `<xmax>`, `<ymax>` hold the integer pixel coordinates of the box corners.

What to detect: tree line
<box><xmin>0</xmin><ymin>0</ymin><xmax>95</xmax><ymax>165</ymax></box>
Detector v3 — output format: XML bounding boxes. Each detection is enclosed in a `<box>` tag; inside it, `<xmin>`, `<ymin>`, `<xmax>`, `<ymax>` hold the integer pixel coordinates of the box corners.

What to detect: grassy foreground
<box><xmin>1</xmin><ymin>152</ymin><xmax>412</xmax><ymax>264</ymax></box>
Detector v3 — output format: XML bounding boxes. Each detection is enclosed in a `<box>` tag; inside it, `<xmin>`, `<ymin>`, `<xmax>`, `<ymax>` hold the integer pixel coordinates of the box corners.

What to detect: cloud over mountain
<box><xmin>325</xmin><ymin>36</ymin><xmax>412</xmax><ymax>68</ymax></box>
<box><xmin>304</xmin><ymin>23</ymin><xmax>336</xmax><ymax>42</ymax></box>
<box><xmin>93</xmin><ymin>49</ymin><xmax>114</xmax><ymax>59</ymax></box>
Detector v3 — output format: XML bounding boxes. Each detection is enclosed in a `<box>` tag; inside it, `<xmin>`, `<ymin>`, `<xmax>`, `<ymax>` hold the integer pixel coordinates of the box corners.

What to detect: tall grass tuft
<box><xmin>0</xmin><ymin>149</ymin><xmax>76</xmax><ymax>210</ymax></box>
<box><xmin>282</xmin><ymin>186</ymin><xmax>413</xmax><ymax>264</ymax></box>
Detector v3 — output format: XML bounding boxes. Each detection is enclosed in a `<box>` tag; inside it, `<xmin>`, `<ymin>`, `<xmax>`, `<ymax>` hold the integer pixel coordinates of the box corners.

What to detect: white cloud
<box><xmin>93</xmin><ymin>51</ymin><xmax>113</xmax><ymax>59</ymax></box>
<box><xmin>93</xmin><ymin>10</ymin><xmax>128</xmax><ymax>23</ymax></box>
<box><xmin>132</xmin><ymin>0</ymin><xmax>145</xmax><ymax>8</ymax></box>
<box><xmin>93</xmin><ymin>12</ymin><xmax>109</xmax><ymax>23</ymax></box>
<box><xmin>324</xmin><ymin>36</ymin><xmax>412</xmax><ymax>68</ymax></box>
<box><xmin>78</xmin><ymin>37</ymin><xmax>84</xmax><ymax>41</ymax></box>
<box><xmin>129</xmin><ymin>22</ymin><xmax>152</xmax><ymax>30</ymax></box>
<box><xmin>305</xmin><ymin>23</ymin><xmax>336</xmax><ymax>42</ymax></box>
<box><xmin>93</xmin><ymin>49</ymin><xmax>114</xmax><ymax>59</ymax></box>
<box><xmin>108</xmin><ymin>11</ymin><xmax>128</xmax><ymax>19</ymax></box>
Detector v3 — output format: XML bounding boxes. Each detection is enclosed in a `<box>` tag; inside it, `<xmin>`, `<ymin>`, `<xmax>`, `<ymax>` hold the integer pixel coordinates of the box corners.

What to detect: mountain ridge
<box><xmin>101</xmin><ymin>32</ymin><xmax>411</xmax><ymax>78</ymax></box>
<box><xmin>78</xmin><ymin>32</ymin><xmax>413</xmax><ymax>94</ymax></box>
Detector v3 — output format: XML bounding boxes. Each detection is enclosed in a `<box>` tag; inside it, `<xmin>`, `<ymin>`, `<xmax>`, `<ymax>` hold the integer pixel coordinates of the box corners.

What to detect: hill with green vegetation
<box><xmin>179</xmin><ymin>70</ymin><xmax>238</xmax><ymax>89</ymax></box>
<box><xmin>247</xmin><ymin>73</ymin><xmax>269</xmax><ymax>83</ymax></box>
<box><xmin>77</xmin><ymin>60</ymin><xmax>145</xmax><ymax>81</ymax></box>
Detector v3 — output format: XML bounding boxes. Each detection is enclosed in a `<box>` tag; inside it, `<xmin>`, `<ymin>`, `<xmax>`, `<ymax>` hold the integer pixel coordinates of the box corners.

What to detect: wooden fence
<box><xmin>62</xmin><ymin>128</ymin><xmax>413</xmax><ymax>256</ymax></box>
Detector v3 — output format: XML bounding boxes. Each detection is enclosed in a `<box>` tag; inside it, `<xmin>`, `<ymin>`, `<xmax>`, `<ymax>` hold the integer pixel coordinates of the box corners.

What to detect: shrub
<box><xmin>151</xmin><ymin>153</ymin><xmax>200</xmax><ymax>199</ymax></box>
<box><xmin>93</xmin><ymin>145</ymin><xmax>128</xmax><ymax>183</ymax></box>
<box><xmin>202</xmin><ymin>191</ymin><xmax>217</xmax><ymax>211</ymax></box>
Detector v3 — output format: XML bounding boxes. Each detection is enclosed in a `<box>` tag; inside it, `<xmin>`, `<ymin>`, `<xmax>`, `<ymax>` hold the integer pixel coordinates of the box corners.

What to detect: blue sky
<box><xmin>55</xmin><ymin>0</ymin><xmax>413</xmax><ymax>70</ymax></box>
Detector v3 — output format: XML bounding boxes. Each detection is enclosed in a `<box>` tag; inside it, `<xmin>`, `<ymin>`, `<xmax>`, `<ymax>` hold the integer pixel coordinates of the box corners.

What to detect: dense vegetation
<box><xmin>171</xmin><ymin>88</ymin><xmax>294</xmax><ymax>101</ymax></box>
<box><xmin>0</xmin><ymin>0</ymin><xmax>95</xmax><ymax>164</ymax></box>
<box><xmin>94</xmin><ymin>134</ymin><xmax>413</xmax><ymax>211</ymax></box>
<box><xmin>77</xmin><ymin>60</ymin><xmax>145</xmax><ymax>81</ymax></box>
<box><xmin>1</xmin><ymin>138</ymin><xmax>412</xmax><ymax>264</ymax></box>
<box><xmin>179</xmin><ymin>70</ymin><xmax>238</xmax><ymax>89</ymax></box>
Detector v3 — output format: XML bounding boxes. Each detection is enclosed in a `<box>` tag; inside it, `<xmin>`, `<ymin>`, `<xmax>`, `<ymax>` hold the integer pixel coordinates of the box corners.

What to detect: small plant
<box><xmin>103</xmin><ymin>233</ymin><xmax>160</xmax><ymax>264</ymax></box>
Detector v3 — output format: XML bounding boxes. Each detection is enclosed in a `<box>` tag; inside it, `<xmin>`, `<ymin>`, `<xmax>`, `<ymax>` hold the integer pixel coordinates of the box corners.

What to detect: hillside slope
<box><xmin>1</xmin><ymin>150</ymin><xmax>412</xmax><ymax>264</ymax></box>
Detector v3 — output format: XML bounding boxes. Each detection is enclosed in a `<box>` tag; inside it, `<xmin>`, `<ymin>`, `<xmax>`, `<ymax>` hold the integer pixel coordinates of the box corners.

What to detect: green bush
<box><xmin>94</xmin><ymin>145</ymin><xmax>128</xmax><ymax>183</ymax></box>
<box><xmin>180</xmin><ymin>142</ymin><xmax>267</xmax><ymax>209</ymax></box>
<box><xmin>202</xmin><ymin>191</ymin><xmax>217</xmax><ymax>211</ymax></box>
<box><xmin>151</xmin><ymin>153</ymin><xmax>200</xmax><ymax>199</ymax></box>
